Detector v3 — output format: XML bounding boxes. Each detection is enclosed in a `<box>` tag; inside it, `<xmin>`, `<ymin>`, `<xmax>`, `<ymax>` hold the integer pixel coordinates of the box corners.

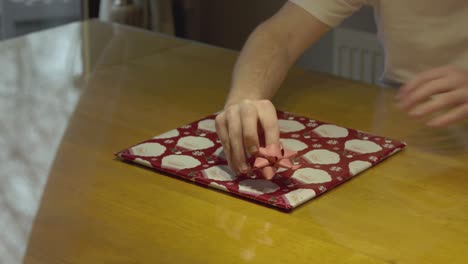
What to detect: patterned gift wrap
<box><xmin>116</xmin><ymin>111</ymin><xmax>406</xmax><ymax>210</ymax></box>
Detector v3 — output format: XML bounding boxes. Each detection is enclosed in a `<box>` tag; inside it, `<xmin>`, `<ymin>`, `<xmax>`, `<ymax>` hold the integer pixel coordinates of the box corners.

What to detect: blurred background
<box><xmin>0</xmin><ymin>0</ymin><xmax>382</xmax><ymax>84</ymax></box>
<box><xmin>3</xmin><ymin>2</ymin><xmax>468</xmax><ymax>264</ymax></box>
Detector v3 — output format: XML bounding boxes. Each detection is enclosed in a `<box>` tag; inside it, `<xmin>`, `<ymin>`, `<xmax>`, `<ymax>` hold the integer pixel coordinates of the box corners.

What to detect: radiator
<box><xmin>332</xmin><ymin>28</ymin><xmax>384</xmax><ymax>85</ymax></box>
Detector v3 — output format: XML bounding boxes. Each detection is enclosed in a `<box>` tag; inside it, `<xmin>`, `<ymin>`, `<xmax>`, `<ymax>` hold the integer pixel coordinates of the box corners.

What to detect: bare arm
<box><xmin>216</xmin><ymin>2</ymin><xmax>331</xmax><ymax>175</ymax></box>
<box><xmin>225</xmin><ymin>2</ymin><xmax>330</xmax><ymax>106</ymax></box>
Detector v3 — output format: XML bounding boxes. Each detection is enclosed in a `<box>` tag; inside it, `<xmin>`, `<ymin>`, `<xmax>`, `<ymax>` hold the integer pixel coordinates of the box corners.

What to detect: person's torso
<box><xmin>370</xmin><ymin>0</ymin><xmax>468</xmax><ymax>84</ymax></box>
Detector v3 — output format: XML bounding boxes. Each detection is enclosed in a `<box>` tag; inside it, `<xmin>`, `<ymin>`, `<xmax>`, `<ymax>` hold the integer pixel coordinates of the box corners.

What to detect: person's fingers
<box><xmin>399</xmin><ymin>77</ymin><xmax>455</xmax><ymax>110</ymax></box>
<box><xmin>215</xmin><ymin>113</ymin><xmax>233</xmax><ymax>169</ymax></box>
<box><xmin>255</xmin><ymin>100</ymin><xmax>280</xmax><ymax>145</ymax></box>
<box><xmin>239</xmin><ymin>100</ymin><xmax>260</xmax><ymax>154</ymax></box>
<box><xmin>218</xmin><ymin>99</ymin><xmax>282</xmax><ymax>174</ymax></box>
<box><xmin>226</xmin><ymin>106</ymin><xmax>249</xmax><ymax>173</ymax></box>
<box><xmin>427</xmin><ymin>103</ymin><xmax>468</xmax><ymax>127</ymax></box>
<box><xmin>398</xmin><ymin>66</ymin><xmax>453</xmax><ymax>99</ymax></box>
<box><xmin>408</xmin><ymin>89</ymin><xmax>463</xmax><ymax>118</ymax></box>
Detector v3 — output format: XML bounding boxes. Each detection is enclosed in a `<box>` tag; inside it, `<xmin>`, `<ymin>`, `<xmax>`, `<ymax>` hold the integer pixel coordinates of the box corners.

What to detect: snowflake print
<box><xmin>184</xmin><ymin>132</ymin><xmax>190</xmax><ymax>135</ymax></box>
<box><xmin>330</xmin><ymin>166</ymin><xmax>342</xmax><ymax>172</ymax></box>
<box><xmin>192</xmin><ymin>151</ymin><xmax>205</xmax><ymax>156</ymax></box>
<box><xmin>312</xmin><ymin>144</ymin><xmax>322</xmax><ymax>148</ymax></box>
<box><xmin>318</xmin><ymin>186</ymin><xmax>327</xmax><ymax>192</ymax></box>
<box><xmin>314</xmin><ymin>165</ymin><xmax>321</xmax><ymax>168</ymax></box>
<box><xmin>308</xmin><ymin>119</ymin><xmax>316</xmax><ymax>123</ymax></box>
<box><xmin>299</xmin><ymin>117</ymin><xmax>306</xmax><ymax>120</ymax></box>
<box><xmin>383</xmin><ymin>143</ymin><xmax>394</xmax><ymax>149</ymax></box>
<box><xmin>291</xmin><ymin>134</ymin><xmax>300</xmax><ymax>138</ymax></box>
<box><xmin>333</xmin><ymin>147</ymin><xmax>340</xmax><ymax>151</ymax></box>
<box><xmin>374</xmin><ymin>137</ymin><xmax>381</xmax><ymax>141</ymax></box>
<box><xmin>203</xmin><ymin>164</ymin><xmax>209</xmax><ymax>168</ymax></box>
<box><xmin>306</xmin><ymin>122</ymin><xmax>318</xmax><ymax>128</ymax></box>
<box><xmin>311</xmin><ymin>139</ymin><xmax>318</xmax><ymax>142</ymax></box>
<box><xmin>164</xmin><ymin>139</ymin><xmax>174</xmax><ymax>144</ymax></box>
<box><xmin>369</xmin><ymin>156</ymin><xmax>378</xmax><ymax>162</ymax></box>
<box><xmin>337</xmin><ymin>176</ymin><xmax>343</xmax><ymax>181</ymax></box>
<box><xmin>182</xmin><ymin>125</ymin><xmax>191</xmax><ymax>129</ymax></box>
<box><xmin>326</xmin><ymin>140</ymin><xmax>338</xmax><ymax>145</ymax></box>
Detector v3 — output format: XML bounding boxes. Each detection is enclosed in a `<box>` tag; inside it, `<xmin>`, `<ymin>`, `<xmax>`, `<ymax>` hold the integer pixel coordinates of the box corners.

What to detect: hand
<box><xmin>215</xmin><ymin>99</ymin><xmax>280</xmax><ymax>174</ymax></box>
<box><xmin>397</xmin><ymin>65</ymin><xmax>468</xmax><ymax>127</ymax></box>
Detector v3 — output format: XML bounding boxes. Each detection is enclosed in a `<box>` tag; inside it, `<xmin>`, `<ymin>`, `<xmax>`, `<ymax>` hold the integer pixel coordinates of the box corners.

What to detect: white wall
<box><xmin>296</xmin><ymin>6</ymin><xmax>378</xmax><ymax>74</ymax></box>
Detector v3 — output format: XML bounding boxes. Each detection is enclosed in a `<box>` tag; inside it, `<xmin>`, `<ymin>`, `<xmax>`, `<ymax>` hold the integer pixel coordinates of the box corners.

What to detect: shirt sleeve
<box><xmin>289</xmin><ymin>0</ymin><xmax>368</xmax><ymax>27</ymax></box>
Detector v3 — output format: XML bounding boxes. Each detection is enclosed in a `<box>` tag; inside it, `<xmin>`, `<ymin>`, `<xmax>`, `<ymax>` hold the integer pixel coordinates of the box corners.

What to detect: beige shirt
<box><xmin>290</xmin><ymin>0</ymin><xmax>468</xmax><ymax>84</ymax></box>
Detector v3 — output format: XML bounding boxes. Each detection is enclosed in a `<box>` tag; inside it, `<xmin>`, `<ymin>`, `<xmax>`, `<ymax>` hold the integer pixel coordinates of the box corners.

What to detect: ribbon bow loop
<box><xmin>253</xmin><ymin>143</ymin><xmax>301</xmax><ymax>180</ymax></box>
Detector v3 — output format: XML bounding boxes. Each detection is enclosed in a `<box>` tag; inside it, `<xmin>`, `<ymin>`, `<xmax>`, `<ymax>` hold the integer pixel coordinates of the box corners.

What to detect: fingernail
<box><xmin>249</xmin><ymin>146</ymin><xmax>258</xmax><ymax>153</ymax></box>
<box><xmin>409</xmin><ymin>110</ymin><xmax>421</xmax><ymax>117</ymax></box>
<box><xmin>240</xmin><ymin>163</ymin><xmax>249</xmax><ymax>172</ymax></box>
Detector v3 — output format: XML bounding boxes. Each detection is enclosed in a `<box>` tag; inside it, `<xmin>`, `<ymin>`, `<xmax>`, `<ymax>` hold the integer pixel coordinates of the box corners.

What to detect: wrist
<box><xmin>224</xmin><ymin>93</ymin><xmax>265</xmax><ymax>109</ymax></box>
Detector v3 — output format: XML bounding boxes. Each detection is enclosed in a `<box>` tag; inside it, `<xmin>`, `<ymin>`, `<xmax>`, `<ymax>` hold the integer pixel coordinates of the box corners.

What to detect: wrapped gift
<box><xmin>116</xmin><ymin>111</ymin><xmax>406</xmax><ymax>210</ymax></box>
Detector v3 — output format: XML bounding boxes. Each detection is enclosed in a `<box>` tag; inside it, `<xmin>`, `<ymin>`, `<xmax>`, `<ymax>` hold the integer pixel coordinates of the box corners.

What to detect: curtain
<box><xmin>148</xmin><ymin>0</ymin><xmax>175</xmax><ymax>35</ymax></box>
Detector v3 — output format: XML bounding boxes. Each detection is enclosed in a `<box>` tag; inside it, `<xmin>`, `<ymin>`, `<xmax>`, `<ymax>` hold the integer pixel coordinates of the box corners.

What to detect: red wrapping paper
<box><xmin>116</xmin><ymin>111</ymin><xmax>406</xmax><ymax>210</ymax></box>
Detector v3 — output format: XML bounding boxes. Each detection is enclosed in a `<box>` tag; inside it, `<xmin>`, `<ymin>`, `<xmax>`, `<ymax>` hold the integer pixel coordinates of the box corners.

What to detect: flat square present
<box><xmin>116</xmin><ymin>111</ymin><xmax>406</xmax><ymax>210</ymax></box>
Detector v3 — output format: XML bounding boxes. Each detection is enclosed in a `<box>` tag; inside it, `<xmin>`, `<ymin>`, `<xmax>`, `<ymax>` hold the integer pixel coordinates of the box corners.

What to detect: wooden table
<box><xmin>2</xmin><ymin>20</ymin><xmax>468</xmax><ymax>264</ymax></box>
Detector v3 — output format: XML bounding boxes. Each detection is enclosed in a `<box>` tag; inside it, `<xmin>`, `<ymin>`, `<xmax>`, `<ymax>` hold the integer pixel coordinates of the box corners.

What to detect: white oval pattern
<box><xmin>162</xmin><ymin>155</ymin><xmax>201</xmax><ymax>170</ymax></box>
<box><xmin>276</xmin><ymin>167</ymin><xmax>288</xmax><ymax>173</ymax></box>
<box><xmin>280</xmin><ymin>138</ymin><xmax>308</xmax><ymax>152</ymax></box>
<box><xmin>213</xmin><ymin>147</ymin><xmax>226</xmax><ymax>160</ymax></box>
<box><xmin>345</xmin><ymin>139</ymin><xmax>382</xmax><ymax>154</ymax></box>
<box><xmin>209</xmin><ymin>182</ymin><xmax>228</xmax><ymax>191</ymax></box>
<box><xmin>198</xmin><ymin>119</ymin><xmax>217</xmax><ymax>133</ymax></box>
<box><xmin>130</xmin><ymin>142</ymin><xmax>166</xmax><ymax>157</ymax></box>
<box><xmin>177</xmin><ymin>136</ymin><xmax>215</xmax><ymax>150</ymax></box>
<box><xmin>283</xmin><ymin>189</ymin><xmax>316</xmax><ymax>207</ymax></box>
<box><xmin>389</xmin><ymin>148</ymin><xmax>402</xmax><ymax>156</ymax></box>
<box><xmin>291</xmin><ymin>168</ymin><xmax>332</xmax><ymax>184</ymax></box>
<box><xmin>313</xmin><ymin>124</ymin><xmax>349</xmax><ymax>138</ymax></box>
<box><xmin>348</xmin><ymin>160</ymin><xmax>372</xmax><ymax>176</ymax></box>
<box><xmin>153</xmin><ymin>129</ymin><xmax>179</xmax><ymax>139</ymax></box>
<box><xmin>238</xmin><ymin>179</ymin><xmax>280</xmax><ymax>196</ymax></box>
<box><xmin>302</xmin><ymin>149</ymin><xmax>340</xmax><ymax>164</ymax></box>
<box><xmin>203</xmin><ymin>165</ymin><xmax>237</xmax><ymax>181</ymax></box>
<box><xmin>134</xmin><ymin>158</ymin><xmax>152</xmax><ymax>167</ymax></box>
<box><xmin>278</xmin><ymin>119</ymin><xmax>306</xmax><ymax>133</ymax></box>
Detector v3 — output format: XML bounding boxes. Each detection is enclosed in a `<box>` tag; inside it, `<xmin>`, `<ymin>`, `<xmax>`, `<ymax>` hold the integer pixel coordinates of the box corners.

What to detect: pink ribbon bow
<box><xmin>253</xmin><ymin>143</ymin><xmax>301</xmax><ymax>180</ymax></box>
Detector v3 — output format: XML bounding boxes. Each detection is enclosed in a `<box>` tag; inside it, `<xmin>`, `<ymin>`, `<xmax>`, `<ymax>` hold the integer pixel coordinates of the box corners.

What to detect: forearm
<box><xmin>225</xmin><ymin>22</ymin><xmax>293</xmax><ymax>108</ymax></box>
<box><xmin>216</xmin><ymin>2</ymin><xmax>332</xmax><ymax>174</ymax></box>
